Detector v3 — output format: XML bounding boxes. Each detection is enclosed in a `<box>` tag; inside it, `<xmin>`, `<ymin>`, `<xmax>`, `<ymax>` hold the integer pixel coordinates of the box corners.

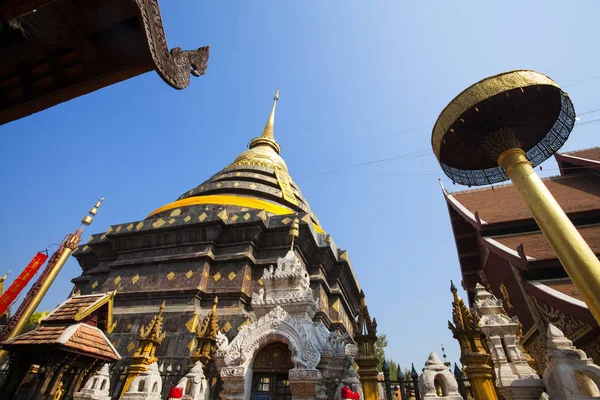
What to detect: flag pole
<box><xmin>0</xmin><ymin>198</ymin><xmax>104</xmax><ymax>365</ymax></box>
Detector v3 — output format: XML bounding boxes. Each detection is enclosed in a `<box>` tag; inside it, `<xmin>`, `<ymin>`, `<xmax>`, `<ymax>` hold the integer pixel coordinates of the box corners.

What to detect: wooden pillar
<box><xmin>0</xmin><ymin>356</ymin><xmax>31</xmax><ymax>399</ymax></box>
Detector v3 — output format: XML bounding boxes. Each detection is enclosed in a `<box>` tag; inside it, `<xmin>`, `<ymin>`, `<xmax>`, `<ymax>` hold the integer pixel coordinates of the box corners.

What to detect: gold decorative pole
<box><xmin>497</xmin><ymin>147</ymin><xmax>600</xmax><ymax>323</ymax></box>
<box><xmin>354</xmin><ymin>291</ymin><xmax>380</xmax><ymax>400</ymax></box>
<box><xmin>448</xmin><ymin>281</ymin><xmax>498</xmax><ymax>400</ymax></box>
<box><xmin>0</xmin><ymin>198</ymin><xmax>104</xmax><ymax>364</ymax></box>
<box><xmin>431</xmin><ymin>70</ymin><xmax>600</xmax><ymax>325</ymax></box>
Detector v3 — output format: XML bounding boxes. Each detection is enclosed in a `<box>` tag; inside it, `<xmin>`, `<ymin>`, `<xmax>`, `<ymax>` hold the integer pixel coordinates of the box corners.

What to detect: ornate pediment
<box><xmin>252</xmin><ymin>250</ymin><xmax>316</xmax><ymax>318</ymax></box>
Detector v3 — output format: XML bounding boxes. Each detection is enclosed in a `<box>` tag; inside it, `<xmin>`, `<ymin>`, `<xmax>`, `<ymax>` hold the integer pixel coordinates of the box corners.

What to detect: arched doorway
<box><xmin>250</xmin><ymin>342</ymin><xmax>293</xmax><ymax>400</ymax></box>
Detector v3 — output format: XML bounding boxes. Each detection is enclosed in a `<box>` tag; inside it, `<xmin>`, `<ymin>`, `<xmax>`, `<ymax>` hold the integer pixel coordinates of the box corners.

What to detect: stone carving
<box><xmin>327</xmin><ymin>330</ymin><xmax>351</xmax><ymax>355</ymax></box>
<box><xmin>172</xmin><ymin>361</ymin><xmax>209</xmax><ymax>400</ymax></box>
<box><xmin>473</xmin><ymin>284</ymin><xmax>544</xmax><ymax>399</ymax></box>
<box><xmin>418</xmin><ymin>352</ymin><xmax>463</xmax><ymax>400</ymax></box>
<box><xmin>73</xmin><ymin>364</ymin><xmax>111</xmax><ymax>400</ymax></box>
<box><xmin>215</xmin><ymin>306</ymin><xmax>320</xmax><ymax>369</ymax></box>
<box><xmin>214</xmin><ymin>250</ymin><xmax>355</xmax><ymax>400</ymax></box>
<box><xmin>134</xmin><ymin>0</ymin><xmax>210</xmax><ymax>90</ymax></box>
<box><xmin>121</xmin><ymin>362</ymin><xmax>162</xmax><ymax>400</ymax></box>
<box><xmin>251</xmin><ymin>250</ymin><xmax>316</xmax><ymax>319</ymax></box>
<box><xmin>334</xmin><ymin>362</ymin><xmax>364</xmax><ymax>400</ymax></box>
<box><xmin>543</xmin><ymin>324</ymin><xmax>600</xmax><ymax>399</ymax></box>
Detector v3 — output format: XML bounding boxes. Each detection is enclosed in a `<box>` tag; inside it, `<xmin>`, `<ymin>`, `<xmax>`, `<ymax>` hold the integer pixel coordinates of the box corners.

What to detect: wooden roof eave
<box><xmin>555</xmin><ymin>152</ymin><xmax>600</xmax><ymax>175</ymax></box>
<box><xmin>479</xmin><ymin>236</ymin><xmax>532</xmax><ymax>271</ymax></box>
<box><xmin>523</xmin><ymin>280</ymin><xmax>597</xmax><ymax>325</ymax></box>
<box><xmin>441</xmin><ymin>181</ymin><xmax>486</xmax><ymax>232</ymax></box>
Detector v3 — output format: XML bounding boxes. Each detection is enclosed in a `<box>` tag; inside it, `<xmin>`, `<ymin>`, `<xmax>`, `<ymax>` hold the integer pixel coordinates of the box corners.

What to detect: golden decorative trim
<box><xmin>432</xmin><ymin>70</ymin><xmax>560</xmax><ymax>160</ymax></box>
<box><xmin>147</xmin><ymin>194</ymin><xmax>324</xmax><ymax>234</ymax></box>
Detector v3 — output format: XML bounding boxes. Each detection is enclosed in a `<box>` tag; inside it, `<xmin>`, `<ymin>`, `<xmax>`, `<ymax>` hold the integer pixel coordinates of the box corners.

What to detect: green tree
<box><xmin>375</xmin><ymin>334</ymin><xmax>388</xmax><ymax>371</ymax></box>
<box><xmin>26</xmin><ymin>311</ymin><xmax>46</xmax><ymax>326</ymax></box>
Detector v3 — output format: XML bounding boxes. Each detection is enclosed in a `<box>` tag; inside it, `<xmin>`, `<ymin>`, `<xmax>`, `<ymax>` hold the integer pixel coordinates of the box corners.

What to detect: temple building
<box><xmin>441</xmin><ymin>147</ymin><xmax>600</xmax><ymax>373</ymax></box>
<box><xmin>0</xmin><ymin>0</ymin><xmax>209</xmax><ymax>125</ymax></box>
<box><xmin>67</xmin><ymin>90</ymin><xmax>369</xmax><ymax>399</ymax></box>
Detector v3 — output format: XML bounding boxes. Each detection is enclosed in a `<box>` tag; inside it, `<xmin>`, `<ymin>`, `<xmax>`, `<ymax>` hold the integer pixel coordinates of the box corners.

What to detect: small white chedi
<box><xmin>73</xmin><ymin>364</ymin><xmax>112</xmax><ymax>400</ymax></box>
<box><xmin>544</xmin><ymin>323</ymin><xmax>600</xmax><ymax>400</ymax></box>
<box><xmin>171</xmin><ymin>361</ymin><xmax>209</xmax><ymax>400</ymax></box>
<box><xmin>120</xmin><ymin>362</ymin><xmax>162</xmax><ymax>400</ymax></box>
<box><xmin>418</xmin><ymin>352</ymin><xmax>463</xmax><ymax>400</ymax></box>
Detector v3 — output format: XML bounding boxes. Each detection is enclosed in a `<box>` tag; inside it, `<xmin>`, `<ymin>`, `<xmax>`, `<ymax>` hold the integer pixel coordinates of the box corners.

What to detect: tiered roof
<box><xmin>443</xmin><ymin>147</ymin><xmax>600</xmax><ymax>323</ymax></box>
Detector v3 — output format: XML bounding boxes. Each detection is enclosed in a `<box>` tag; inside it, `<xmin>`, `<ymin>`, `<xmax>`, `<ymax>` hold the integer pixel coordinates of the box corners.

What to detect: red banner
<box><xmin>0</xmin><ymin>252</ymin><xmax>48</xmax><ymax>317</ymax></box>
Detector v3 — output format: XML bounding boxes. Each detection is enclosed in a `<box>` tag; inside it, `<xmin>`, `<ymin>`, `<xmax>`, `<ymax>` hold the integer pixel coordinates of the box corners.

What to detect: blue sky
<box><xmin>1</xmin><ymin>0</ymin><xmax>599</xmax><ymax>370</ymax></box>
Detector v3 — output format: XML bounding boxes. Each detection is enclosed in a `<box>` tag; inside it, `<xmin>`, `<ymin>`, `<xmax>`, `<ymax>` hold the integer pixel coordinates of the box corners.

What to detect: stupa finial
<box><xmin>260</xmin><ymin>87</ymin><xmax>279</xmax><ymax>140</ymax></box>
<box><xmin>246</xmin><ymin>88</ymin><xmax>282</xmax><ymax>155</ymax></box>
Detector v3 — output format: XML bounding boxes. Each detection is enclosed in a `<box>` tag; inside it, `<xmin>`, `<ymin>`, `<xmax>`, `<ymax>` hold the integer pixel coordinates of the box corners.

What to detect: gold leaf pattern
<box><xmin>127</xmin><ymin>223</ymin><xmax>134</xmax><ymax>231</ymax></box>
<box><xmin>184</xmin><ymin>216</ymin><xmax>191</xmax><ymax>222</ymax></box>
<box><xmin>185</xmin><ymin>270</ymin><xmax>193</xmax><ymax>279</ymax></box>
<box><xmin>167</xmin><ymin>271</ymin><xmax>175</xmax><ymax>280</ymax></box>
<box><xmin>170</xmin><ymin>209</ymin><xmax>182</xmax><ymax>217</ymax></box>
<box><xmin>217</xmin><ymin>209</ymin><xmax>228</xmax><ymax>221</ymax></box>
<box><xmin>199</xmin><ymin>213</ymin><xmax>207</xmax><ymax>222</ymax></box>
<box><xmin>222</xmin><ymin>322</ymin><xmax>232</xmax><ymax>333</ymax></box>
<box><xmin>152</xmin><ymin>219</ymin><xmax>166</xmax><ymax>228</ymax></box>
<box><xmin>113</xmin><ymin>276</ymin><xmax>121</xmax><ymax>285</ymax></box>
<box><xmin>282</xmin><ymin>217</ymin><xmax>292</xmax><ymax>225</ymax></box>
<box><xmin>91</xmin><ymin>281</ymin><xmax>98</xmax><ymax>289</ymax></box>
<box><xmin>136</xmin><ymin>222</ymin><xmax>144</xmax><ymax>230</ymax></box>
<box><xmin>228</xmin><ymin>271</ymin><xmax>236</xmax><ymax>281</ymax></box>
<box><xmin>132</xmin><ymin>274</ymin><xmax>140</xmax><ymax>284</ymax></box>
<box><xmin>243</xmin><ymin>213</ymin><xmax>251</xmax><ymax>220</ymax></box>
<box><xmin>127</xmin><ymin>342</ymin><xmax>135</xmax><ymax>352</ymax></box>
<box><xmin>185</xmin><ymin>314</ymin><xmax>199</xmax><ymax>333</ymax></box>
<box><xmin>230</xmin><ymin>215</ymin><xmax>239</xmax><ymax>222</ymax></box>
<box><xmin>213</xmin><ymin>272</ymin><xmax>221</xmax><ymax>282</ymax></box>
<box><xmin>168</xmin><ymin>218</ymin><xmax>176</xmax><ymax>224</ymax></box>
<box><xmin>187</xmin><ymin>339</ymin><xmax>196</xmax><ymax>352</ymax></box>
<box><xmin>116</xmin><ymin>225</ymin><xmax>122</xmax><ymax>233</ymax></box>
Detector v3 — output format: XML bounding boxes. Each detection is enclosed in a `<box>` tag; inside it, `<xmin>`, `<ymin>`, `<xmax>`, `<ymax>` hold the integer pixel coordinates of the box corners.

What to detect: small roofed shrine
<box><xmin>0</xmin><ymin>291</ymin><xmax>120</xmax><ymax>399</ymax></box>
<box><xmin>0</xmin><ymin>0</ymin><xmax>210</xmax><ymax>125</ymax></box>
<box><xmin>441</xmin><ymin>147</ymin><xmax>600</xmax><ymax>373</ymax></box>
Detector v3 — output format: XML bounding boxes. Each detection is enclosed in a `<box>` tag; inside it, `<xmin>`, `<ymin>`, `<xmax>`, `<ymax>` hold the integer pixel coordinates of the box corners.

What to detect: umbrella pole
<box><xmin>498</xmin><ymin>148</ymin><xmax>600</xmax><ymax>324</ymax></box>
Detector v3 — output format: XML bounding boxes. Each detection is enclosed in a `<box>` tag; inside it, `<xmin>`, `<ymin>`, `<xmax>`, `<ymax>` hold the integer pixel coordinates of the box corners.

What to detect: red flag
<box><xmin>0</xmin><ymin>252</ymin><xmax>48</xmax><ymax>317</ymax></box>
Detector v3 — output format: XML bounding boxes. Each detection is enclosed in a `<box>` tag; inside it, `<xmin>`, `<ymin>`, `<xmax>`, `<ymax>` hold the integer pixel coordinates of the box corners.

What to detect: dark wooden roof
<box><xmin>44</xmin><ymin>293</ymin><xmax>109</xmax><ymax>323</ymax></box>
<box><xmin>490</xmin><ymin>224</ymin><xmax>600</xmax><ymax>261</ymax></box>
<box><xmin>2</xmin><ymin>323</ymin><xmax>120</xmax><ymax>361</ymax></box>
<box><xmin>1</xmin><ymin>0</ymin><xmax>209</xmax><ymax>125</ymax></box>
<box><xmin>451</xmin><ymin>174</ymin><xmax>600</xmax><ymax>226</ymax></box>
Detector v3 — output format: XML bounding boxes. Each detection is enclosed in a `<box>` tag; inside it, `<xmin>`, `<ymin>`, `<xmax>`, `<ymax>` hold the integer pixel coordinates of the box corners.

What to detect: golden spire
<box><xmin>192</xmin><ymin>297</ymin><xmax>220</xmax><ymax>367</ymax></box>
<box><xmin>121</xmin><ymin>302</ymin><xmax>167</xmax><ymax>396</ymax></box>
<box><xmin>247</xmin><ymin>88</ymin><xmax>282</xmax><ymax>154</ymax></box>
<box><xmin>261</xmin><ymin>87</ymin><xmax>278</xmax><ymax>140</ymax></box>
<box><xmin>139</xmin><ymin>301</ymin><xmax>167</xmax><ymax>344</ymax></box>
